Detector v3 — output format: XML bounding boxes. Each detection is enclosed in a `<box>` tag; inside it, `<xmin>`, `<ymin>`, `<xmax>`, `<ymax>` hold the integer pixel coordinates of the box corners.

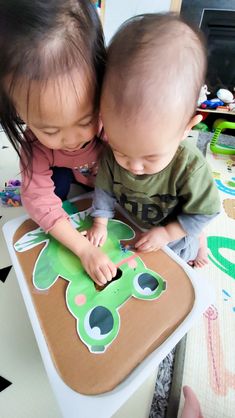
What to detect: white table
<box><xmin>3</xmin><ymin>213</ymin><xmax>214</xmax><ymax>418</ymax></box>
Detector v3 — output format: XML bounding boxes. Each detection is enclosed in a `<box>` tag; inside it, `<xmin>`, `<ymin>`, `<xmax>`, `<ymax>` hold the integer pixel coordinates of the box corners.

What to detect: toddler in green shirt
<box><xmin>86</xmin><ymin>13</ymin><xmax>220</xmax><ymax>281</ymax></box>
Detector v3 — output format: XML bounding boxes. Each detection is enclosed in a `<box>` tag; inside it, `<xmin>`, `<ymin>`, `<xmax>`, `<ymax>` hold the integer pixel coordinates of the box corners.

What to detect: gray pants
<box><xmin>167</xmin><ymin>235</ymin><xmax>199</xmax><ymax>262</ymax></box>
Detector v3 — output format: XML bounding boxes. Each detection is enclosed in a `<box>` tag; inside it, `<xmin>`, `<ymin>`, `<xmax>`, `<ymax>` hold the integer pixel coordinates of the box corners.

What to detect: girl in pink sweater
<box><xmin>0</xmin><ymin>0</ymin><xmax>117</xmax><ymax>285</ymax></box>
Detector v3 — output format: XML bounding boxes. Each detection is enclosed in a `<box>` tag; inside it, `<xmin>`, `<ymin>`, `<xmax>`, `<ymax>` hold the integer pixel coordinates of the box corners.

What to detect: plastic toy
<box><xmin>0</xmin><ymin>179</ymin><xmax>22</xmax><ymax>207</ymax></box>
<box><xmin>217</xmin><ymin>88</ymin><xmax>234</xmax><ymax>104</ymax></box>
<box><xmin>197</xmin><ymin>84</ymin><xmax>210</xmax><ymax>106</ymax></box>
<box><xmin>200</xmin><ymin>98</ymin><xmax>224</xmax><ymax>110</ymax></box>
<box><xmin>192</xmin><ymin>122</ymin><xmax>209</xmax><ymax>132</ymax></box>
<box><xmin>213</xmin><ymin>118</ymin><xmax>226</xmax><ymax>131</ymax></box>
<box><xmin>210</xmin><ymin>121</ymin><xmax>235</xmax><ymax>155</ymax></box>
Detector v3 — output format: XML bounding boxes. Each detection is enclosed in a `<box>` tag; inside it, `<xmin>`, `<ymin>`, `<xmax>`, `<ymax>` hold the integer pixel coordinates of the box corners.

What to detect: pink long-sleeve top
<box><xmin>21</xmin><ymin>133</ymin><xmax>104</xmax><ymax>232</ymax></box>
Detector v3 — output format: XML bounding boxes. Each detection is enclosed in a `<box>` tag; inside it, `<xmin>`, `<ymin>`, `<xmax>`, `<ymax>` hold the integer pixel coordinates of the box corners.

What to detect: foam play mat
<box><xmin>3</xmin><ymin>198</ymin><xmax>212</xmax><ymax>397</ymax></box>
<box><xmin>174</xmin><ymin>147</ymin><xmax>235</xmax><ymax>418</ymax></box>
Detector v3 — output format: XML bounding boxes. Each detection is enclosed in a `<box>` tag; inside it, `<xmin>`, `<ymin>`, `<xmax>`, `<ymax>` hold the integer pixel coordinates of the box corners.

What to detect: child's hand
<box><xmin>135</xmin><ymin>226</ymin><xmax>170</xmax><ymax>252</ymax></box>
<box><xmin>86</xmin><ymin>222</ymin><xmax>108</xmax><ymax>247</ymax></box>
<box><xmin>79</xmin><ymin>243</ymin><xmax>117</xmax><ymax>286</ymax></box>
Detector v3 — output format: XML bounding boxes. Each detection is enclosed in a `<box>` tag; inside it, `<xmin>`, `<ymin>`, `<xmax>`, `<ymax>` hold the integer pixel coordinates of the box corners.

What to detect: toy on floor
<box><xmin>0</xmin><ymin>179</ymin><xmax>22</xmax><ymax>207</ymax></box>
<box><xmin>192</xmin><ymin>122</ymin><xmax>209</xmax><ymax>132</ymax></box>
<box><xmin>210</xmin><ymin>121</ymin><xmax>235</xmax><ymax>155</ymax></box>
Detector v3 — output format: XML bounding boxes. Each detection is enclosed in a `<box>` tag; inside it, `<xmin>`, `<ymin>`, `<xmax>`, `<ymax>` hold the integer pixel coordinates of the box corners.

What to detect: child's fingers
<box><xmin>94</xmin><ymin>278</ymin><xmax>106</xmax><ymax>287</ymax></box>
<box><xmin>89</xmin><ymin>234</ymin><xmax>100</xmax><ymax>247</ymax></box>
<box><xmin>93</xmin><ymin>268</ymin><xmax>107</xmax><ymax>285</ymax></box>
<box><xmin>99</xmin><ymin>261</ymin><xmax>117</xmax><ymax>283</ymax></box>
<box><xmin>138</xmin><ymin>241</ymin><xmax>157</xmax><ymax>252</ymax></box>
<box><xmin>99</xmin><ymin>234</ymin><xmax>106</xmax><ymax>247</ymax></box>
<box><xmin>94</xmin><ymin>235</ymin><xmax>103</xmax><ymax>247</ymax></box>
<box><xmin>135</xmin><ymin>236</ymin><xmax>148</xmax><ymax>248</ymax></box>
<box><xmin>139</xmin><ymin>245</ymin><xmax>152</xmax><ymax>252</ymax></box>
<box><xmin>135</xmin><ymin>238</ymin><xmax>151</xmax><ymax>251</ymax></box>
<box><xmin>108</xmin><ymin>262</ymin><xmax>117</xmax><ymax>281</ymax></box>
<box><xmin>97</xmin><ymin>264</ymin><xmax>112</xmax><ymax>283</ymax></box>
<box><xmin>91</xmin><ymin>264</ymin><xmax>107</xmax><ymax>285</ymax></box>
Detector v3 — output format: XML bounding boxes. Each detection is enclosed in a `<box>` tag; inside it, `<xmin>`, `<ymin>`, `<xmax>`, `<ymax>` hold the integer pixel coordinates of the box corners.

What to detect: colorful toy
<box><xmin>197</xmin><ymin>84</ymin><xmax>210</xmax><ymax>106</ymax></box>
<box><xmin>192</xmin><ymin>122</ymin><xmax>209</xmax><ymax>132</ymax></box>
<box><xmin>217</xmin><ymin>88</ymin><xmax>234</xmax><ymax>104</ymax></box>
<box><xmin>210</xmin><ymin>121</ymin><xmax>235</xmax><ymax>155</ymax></box>
<box><xmin>200</xmin><ymin>98</ymin><xmax>224</xmax><ymax>110</ymax></box>
<box><xmin>0</xmin><ymin>179</ymin><xmax>22</xmax><ymax>207</ymax></box>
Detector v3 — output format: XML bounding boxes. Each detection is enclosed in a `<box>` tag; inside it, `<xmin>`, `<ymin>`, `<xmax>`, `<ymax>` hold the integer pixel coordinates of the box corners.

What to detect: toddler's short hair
<box><xmin>102</xmin><ymin>13</ymin><xmax>207</xmax><ymax>128</ymax></box>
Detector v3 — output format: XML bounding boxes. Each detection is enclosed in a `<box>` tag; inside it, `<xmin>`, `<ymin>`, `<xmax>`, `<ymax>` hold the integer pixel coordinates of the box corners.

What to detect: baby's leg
<box><xmin>181</xmin><ymin>386</ymin><xmax>204</xmax><ymax>418</ymax></box>
<box><xmin>188</xmin><ymin>232</ymin><xmax>208</xmax><ymax>268</ymax></box>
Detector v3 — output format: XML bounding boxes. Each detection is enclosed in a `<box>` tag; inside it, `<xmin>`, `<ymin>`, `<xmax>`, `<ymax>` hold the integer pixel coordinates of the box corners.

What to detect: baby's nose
<box><xmin>129</xmin><ymin>160</ymin><xmax>143</xmax><ymax>171</ymax></box>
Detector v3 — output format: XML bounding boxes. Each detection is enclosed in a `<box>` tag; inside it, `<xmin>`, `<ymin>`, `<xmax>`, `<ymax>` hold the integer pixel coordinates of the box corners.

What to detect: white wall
<box><xmin>103</xmin><ymin>0</ymin><xmax>172</xmax><ymax>43</ymax></box>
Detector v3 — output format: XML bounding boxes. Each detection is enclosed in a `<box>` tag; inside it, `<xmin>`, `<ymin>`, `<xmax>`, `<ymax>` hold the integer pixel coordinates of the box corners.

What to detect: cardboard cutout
<box><xmin>12</xmin><ymin>199</ymin><xmax>195</xmax><ymax>394</ymax></box>
<box><xmin>14</xmin><ymin>208</ymin><xmax>166</xmax><ymax>353</ymax></box>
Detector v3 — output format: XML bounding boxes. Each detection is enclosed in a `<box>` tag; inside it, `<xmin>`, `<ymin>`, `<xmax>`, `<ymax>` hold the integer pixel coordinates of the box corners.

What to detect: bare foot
<box><xmin>188</xmin><ymin>232</ymin><xmax>208</xmax><ymax>268</ymax></box>
<box><xmin>181</xmin><ymin>386</ymin><xmax>204</xmax><ymax>418</ymax></box>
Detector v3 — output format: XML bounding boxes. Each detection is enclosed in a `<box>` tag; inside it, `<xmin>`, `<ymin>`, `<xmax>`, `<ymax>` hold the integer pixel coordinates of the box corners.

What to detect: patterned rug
<box><xmin>150</xmin><ymin>131</ymin><xmax>235</xmax><ymax>418</ymax></box>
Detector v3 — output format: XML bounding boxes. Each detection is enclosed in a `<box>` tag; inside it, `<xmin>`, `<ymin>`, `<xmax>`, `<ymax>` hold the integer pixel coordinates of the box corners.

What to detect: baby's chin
<box><xmin>128</xmin><ymin>169</ymin><xmax>160</xmax><ymax>176</ymax></box>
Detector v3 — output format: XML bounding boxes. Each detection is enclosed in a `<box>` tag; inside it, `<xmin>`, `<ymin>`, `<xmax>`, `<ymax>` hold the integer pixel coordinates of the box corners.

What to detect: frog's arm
<box><xmin>33</xmin><ymin>244</ymin><xmax>60</xmax><ymax>289</ymax></box>
<box><xmin>14</xmin><ymin>227</ymin><xmax>47</xmax><ymax>252</ymax></box>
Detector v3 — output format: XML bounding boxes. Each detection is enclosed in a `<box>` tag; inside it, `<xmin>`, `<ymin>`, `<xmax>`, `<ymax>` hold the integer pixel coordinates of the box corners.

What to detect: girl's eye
<box><xmin>79</xmin><ymin>116</ymin><xmax>96</xmax><ymax>127</ymax></box>
<box><xmin>80</xmin><ymin>121</ymin><xmax>92</xmax><ymax>127</ymax></box>
<box><xmin>114</xmin><ymin>151</ymin><xmax>125</xmax><ymax>158</ymax></box>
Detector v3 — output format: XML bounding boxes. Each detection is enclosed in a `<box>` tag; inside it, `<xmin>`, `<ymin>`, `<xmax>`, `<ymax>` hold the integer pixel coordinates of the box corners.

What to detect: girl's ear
<box><xmin>182</xmin><ymin>114</ymin><xmax>203</xmax><ymax>140</ymax></box>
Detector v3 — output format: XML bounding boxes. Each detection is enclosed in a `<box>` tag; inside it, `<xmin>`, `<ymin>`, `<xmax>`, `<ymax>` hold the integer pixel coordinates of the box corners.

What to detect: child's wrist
<box><xmin>164</xmin><ymin>222</ymin><xmax>186</xmax><ymax>242</ymax></box>
<box><xmin>93</xmin><ymin>218</ymin><xmax>108</xmax><ymax>227</ymax></box>
<box><xmin>155</xmin><ymin>226</ymin><xmax>171</xmax><ymax>245</ymax></box>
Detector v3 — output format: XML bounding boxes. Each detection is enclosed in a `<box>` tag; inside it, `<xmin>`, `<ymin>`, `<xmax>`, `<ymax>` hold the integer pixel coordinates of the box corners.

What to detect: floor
<box><xmin>0</xmin><ymin>128</ymin><xmax>62</xmax><ymax>417</ymax></box>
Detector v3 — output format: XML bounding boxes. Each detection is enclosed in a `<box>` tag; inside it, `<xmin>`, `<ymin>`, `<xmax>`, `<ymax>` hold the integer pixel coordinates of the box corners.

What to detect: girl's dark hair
<box><xmin>0</xmin><ymin>0</ymin><xmax>106</xmax><ymax>172</ymax></box>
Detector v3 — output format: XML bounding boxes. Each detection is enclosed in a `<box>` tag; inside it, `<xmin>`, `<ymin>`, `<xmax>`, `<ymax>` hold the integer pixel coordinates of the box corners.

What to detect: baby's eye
<box><xmin>42</xmin><ymin>130</ymin><xmax>60</xmax><ymax>136</ymax></box>
<box><xmin>146</xmin><ymin>156</ymin><xmax>158</xmax><ymax>162</ymax></box>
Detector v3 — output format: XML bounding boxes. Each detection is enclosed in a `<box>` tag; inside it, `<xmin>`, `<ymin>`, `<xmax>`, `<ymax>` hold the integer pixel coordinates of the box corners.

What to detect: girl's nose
<box><xmin>63</xmin><ymin>132</ymin><xmax>79</xmax><ymax>148</ymax></box>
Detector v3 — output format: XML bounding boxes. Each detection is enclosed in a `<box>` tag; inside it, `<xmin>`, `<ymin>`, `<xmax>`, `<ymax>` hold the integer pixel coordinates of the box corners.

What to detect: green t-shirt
<box><xmin>95</xmin><ymin>140</ymin><xmax>220</xmax><ymax>229</ymax></box>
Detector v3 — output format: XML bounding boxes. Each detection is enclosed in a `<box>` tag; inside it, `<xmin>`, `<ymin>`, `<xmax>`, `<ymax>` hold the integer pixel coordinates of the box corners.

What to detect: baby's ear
<box><xmin>182</xmin><ymin>114</ymin><xmax>202</xmax><ymax>140</ymax></box>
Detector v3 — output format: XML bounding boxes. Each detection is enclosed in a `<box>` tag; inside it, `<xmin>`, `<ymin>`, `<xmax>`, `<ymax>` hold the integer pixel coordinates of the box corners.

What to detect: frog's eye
<box><xmin>84</xmin><ymin>306</ymin><xmax>114</xmax><ymax>340</ymax></box>
<box><xmin>133</xmin><ymin>273</ymin><xmax>159</xmax><ymax>296</ymax></box>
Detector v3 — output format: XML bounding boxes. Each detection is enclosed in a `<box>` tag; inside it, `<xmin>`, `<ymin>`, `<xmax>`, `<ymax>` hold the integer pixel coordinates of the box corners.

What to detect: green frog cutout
<box><xmin>14</xmin><ymin>203</ymin><xmax>166</xmax><ymax>353</ymax></box>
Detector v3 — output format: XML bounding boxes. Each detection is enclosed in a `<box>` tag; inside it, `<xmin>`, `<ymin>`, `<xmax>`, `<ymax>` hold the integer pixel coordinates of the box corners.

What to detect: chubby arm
<box><xmin>50</xmin><ymin>218</ymin><xmax>117</xmax><ymax>286</ymax></box>
<box><xmin>135</xmin><ymin>212</ymin><xmax>219</xmax><ymax>252</ymax></box>
<box><xmin>87</xmin><ymin>187</ymin><xmax>116</xmax><ymax>247</ymax></box>
<box><xmin>135</xmin><ymin>221</ymin><xmax>186</xmax><ymax>252</ymax></box>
